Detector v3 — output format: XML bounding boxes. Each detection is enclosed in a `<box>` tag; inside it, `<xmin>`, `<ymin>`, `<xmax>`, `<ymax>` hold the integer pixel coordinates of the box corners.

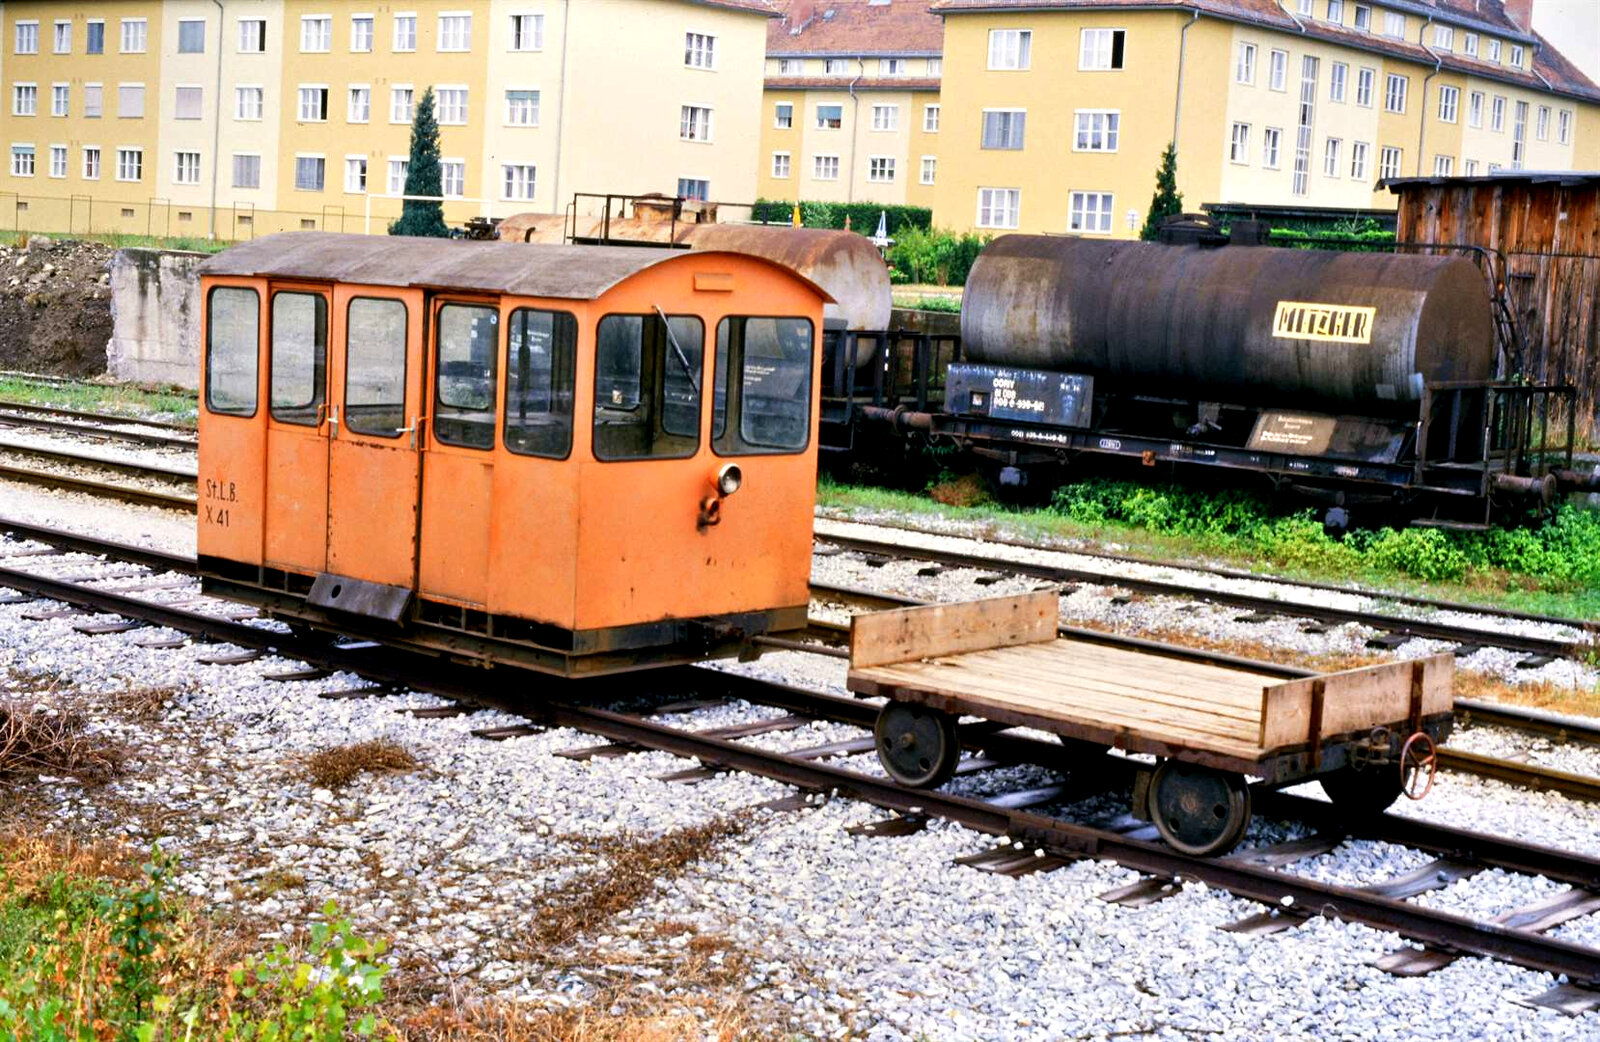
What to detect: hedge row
<box><xmin>751</xmin><ymin>199</ymin><xmax>932</xmax><ymax>236</ymax></box>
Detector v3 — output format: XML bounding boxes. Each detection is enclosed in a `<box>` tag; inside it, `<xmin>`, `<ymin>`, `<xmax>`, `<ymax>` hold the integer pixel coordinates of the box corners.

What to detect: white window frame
<box><xmin>1433</xmin><ymin>25</ymin><xmax>1453</xmax><ymax>51</ymax></box>
<box><xmin>1384</xmin><ymin>73</ymin><xmax>1407</xmax><ymax>114</ymax></box>
<box><xmin>83</xmin><ymin>83</ymin><xmax>103</xmax><ymax>119</ymax></box>
<box><xmin>1536</xmin><ymin>105</ymin><xmax>1550</xmax><ymax>141</ymax></box>
<box><xmin>437</xmin><ymin>12</ymin><xmax>471</xmax><ymax>53</ymax></box>
<box><xmin>390</xmin><ymin>85</ymin><xmax>415</xmax><ymax>125</ymax></box>
<box><xmin>350</xmin><ymin>15</ymin><xmax>374</xmax><ymax>53</ymax></box>
<box><xmin>976</xmin><ymin>187</ymin><xmax>1020</xmax><ymax>229</ymax></box>
<box><xmin>297</xmin><ymin>85</ymin><xmax>330</xmax><ymax>123</ymax></box>
<box><xmin>1073</xmin><ymin>109</ymin><xmax>1120</xmax><ymax>153</ymax></box>
<box><xmin>117</xmin><ymin>83</ymin><xmax>145</xmax><ymax>120</ymax></box>
<box><xmin>1382</xmin><ymin>10</ymin><xmax>1404</xmax><ymax>38</ymax></box>
<box><xmin>1468</xmin><ymin>91</ymin><xmax>1484</xmax><ymax>128</ymax></box>
<box><xmin>51</xmin><ymin>84</ymin><xmax>69</xmax><ymax>118</ymax></box>
<box><xmin>345</xmin><ymin>155</ymin><xmax>368</xmax><ymax>194</ymax></box>
<box><xmin>115</xmin><ymin>146</ymin><xmax>143</xmax><ymax>182</ymax></box>
<box><xmin>294</xmin><ymin>152</ymin><xmax>327</xmax><ymax>192</ymax></box>
<box><xmin>1350</xmin><ymin>140</ymin><xmax>1369</xmax><ymax>180</ymax></box>
<box><xmin>771</xmin><ymin>151</ymin><xmax>790</xmax><ymax>178</ymax></box>
<box><xmin>1558</xmin><ymin>109</ymin><xmax>1572</xmax><ymax>146</ymax></box>
<box><xmin>235</xmin><ymin>85</ymin><xmax>264</xmax><ymax>122</ymax></box>
<box><xmin>231</xmin><ymin>151</ymin><xmax>260</xmax><ymax>190</ymax></box>
<box><xmin>348</xmin><ymin>85</ymin><xmax>371</xmax><ymax>124</ymax></box>
<box><xmin>677</xmin><ymin>177</ymin><xmax>709</xmax><ymax>202</ymax></box>
<box><xmin>680</xmin><ymin>104</ymin><xmax>713</xmax><ymax>143</ymax></box>
<box><xmin>387</xmin><ymin>156</ymin><xmax>409</xmax><ymax>194</ymax></box>
<box><xmin>1329</xmin><ymin>62</ymin><xmax>1347</xmax><ymax>103</ymax></box>
<box><xmin>505</xmin><ymin>88</ymin><xmax>540</xmax><ymax>127</ymax></box>
<box><xmin>1464</xmin><ymin>159</ymin><xmax>1478</xmax><ymax>176</ymax></box>
<box><xmin>813</xmin><ymin>154</ymin><xmax>840</xmax><ymax>181</ymax></box>
<box><xmin>1438</xmin><ymin>85</ymin><xmax>1458</xmax><ymax>124</ymax></box>
<box><xmin>981</xmin><ymin>108</ymin><xmax>1027</xmax><ymax>151</ymax></box>
<box><xmin>174</xmin><ymin>84</ymin><xmax>205</xmax><ymax>121</ymax></box>
<box><xmin>1353</xmin><ymin>4</ymin><xmax>1371</xmax><ymax>31</ymax></box>
<box><xmin>300</xmin><ymin>15</ymin><xmax>331</xmax><ymax>53</ymax></box>
<box><xmin>1433</xmin><ymin>154</ymin><xmax>1454</xmax><ymax>176</ymax></box>
<box><xmin>436</xmin><ymin>85</ymin><xmax>469</xmax><ymax>126</ymax></box>
<box><xmin>774</xmin><ymin>103</ymin><xmax>793</xmax><ymax>129</ymax></box>
<box><xmin>871</xmin><ymin>104</ymin><xmax>898</xmax><ymax>132</ymax></box>
<box><xmin>920</xmin><ymin>155</ymin><xmax>936</xmax><ymax>185</ymax></box>
<box><xmin>1268</xmin><ymin>49</ymin><xmax>1288</xmax><ymax>91</ymax></box>
<box><xmin>685</xmin><ymin>31</ymin><xmax>716</xmax><ymax>70</ymax></box>
<box><xmin>1487</xmin><ymin>39</ymin><xmax>1502</xmax><ymax>62</ymax></box>
<box><xmin>174</xmin><ymin>150</ymin><xmax>202</xmax><ymax>185</ymax></box>
<box><xmin>1490</xmin><ymin>95</ymin><xmax>1506</xmax><ymax>132</ymax></box>
<box><xmin>52</xmin><ymin>20</ymin><xmax>70</xmax><ymax>54</ymax></box>
<box><xmin>393</xmin><ymin>12</ymin><xmax>417</xmax><ymax>53</ymax></box>
<box><xmin>501</xmin><ymin>162</ymin><xmax>536</xmax><ymax>201</ymax></box>
<box><xmin>10</xmin><ymin>144</ymin><xmax>35</xmax><ymax>178</ymax></box>
<box><xmin>1509</xmin><ymin>44</ymin><xmax>1524</xmax><ymax>68</ymax></box>
<box><xmin>12</xmin><ymin>84</ymin><xmax>37</xmax><ymax>118</ymax></box>
<box><xmin>1067</xmin><ymin>191</ymin><xmax>1114</xmax><ymax>235</ymax></box>
<box><xmin>987</xmin><ymin>29</ymin><xmax>1031</xmax><ymax>71</ymax></box>
<box><xmin>15</xmin><ymin>20</ymin><xmax>38</xmax><ymax>55</ymax></box>
<box><xmin>238</xmin><ymin>18</ymin><xmax>266</xmax><ymax>53</ymax></box>
<box><xmin>1263</xmin><ymin>126</ymin><xmax>1282</xmax><ymax>169</ymax></box>
<box><xmin>816</xmin><ymin>103</ymin><xmax>843</xmax><ymax>130</ymax></box>
<box><xmin>48</xmin><ymin>143</ymin><xmax>67</xmax><ymax>179</ymax></box>
<box><xmin>1463</xmin><ymin>32</ymin><xmax>1478</xmax><ymax>57</ymax></box>
<box><xmin>82</xmin><ymin>145</ymin><xmax>101</xmax><ymax>181</ymax></box>
<box><xmin>1078</xmin><ymin>28</ymin><xmax>1124</xmax><ymax>71</ymax></box>
<box><xmin>867</xmin><ymin>155</ymin><xmax>896</xmax><ymax>183</ymax></box>
<box><xmin>1236</xmin><ymin>42</ymin><xmax>1257</xmax><ymax>85</ymax></box>
<box><xmin>924</xmin><ymin>104</ymin><xmax>940</xmax><ymax>132</ymax></box>
<box><xmin>509</xmin><ymin>13</ymin><xmax>544</xmax><ymax>52</ymax></box>
<box><xmin>1379</xmin><ymin>145</ymin><xmax>1403</xmax><ymax>180</ymax></box>
<box><xmin>177</xmin><ymin>17</ymin><xmax>207</xmax><ymax>54</ymax></box>
<box><xmin>1356</xmin><ymin>66</ymin><xmax>1375</xmax><ymax>107</ymax></box>
<box><xmin>1229</xmin><ymin>122</ymin><xmax>1250</xmax><ymax>164</ymax></box>
<box><xmin>1323</xmin><ymin>137</ymin><xmax>1341</xmax><ymax>177</ymax></box>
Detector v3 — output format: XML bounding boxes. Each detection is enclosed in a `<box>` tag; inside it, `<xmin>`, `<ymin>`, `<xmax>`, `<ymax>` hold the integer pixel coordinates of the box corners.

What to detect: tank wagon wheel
<box><xmin>874</xmin><ymin>702</ymin><xmax>961</xmax><ymax>789</ymax></box>
<box><xmin>1317</xmin><ymin>764</ymin><xmax>1404</xmax><ymax>818</ymax></box>
<box><xmin>1149</xmin><ymin>760</ymin><xmax>1252</xmax><ymax>857</ymax></box>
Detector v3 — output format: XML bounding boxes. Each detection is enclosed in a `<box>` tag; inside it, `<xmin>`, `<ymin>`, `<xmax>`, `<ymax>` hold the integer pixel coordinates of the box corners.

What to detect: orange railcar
<box><xmin>196</xmin><ymin>232</ymin><xmax>831</xmax><ymax>676</ymax></box>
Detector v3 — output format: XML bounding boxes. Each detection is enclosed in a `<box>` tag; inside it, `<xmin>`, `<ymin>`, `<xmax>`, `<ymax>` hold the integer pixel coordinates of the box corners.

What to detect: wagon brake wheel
<box><xmin>874</xmin><ymin>702</ymin><xmax>961</xmax><ymax>790</ymax></box>
<box><xmin>1400</xmin><ymin>732</ymin><xmax>1438</xmax><ymax>801</ymax></box>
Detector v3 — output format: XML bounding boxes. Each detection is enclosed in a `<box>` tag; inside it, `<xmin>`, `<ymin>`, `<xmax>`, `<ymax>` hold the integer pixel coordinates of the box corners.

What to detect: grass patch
<box><xmin>0</xmin><ymin>230</ymin><xmax>232</xmax><ymax>255</ymax></box>
<box><xmin>0</xmin><ymin>375</ymin><xmax>198</xmax><ymax>424</ymax></box>
<box><xmin>304</xmin><ymin>739</ymin><xmax>417</xmax><ymax>790</ymax></box>
<box><xmin>0</xmin><ymin>698</ymin><xmax>125</xmax><ymax>784</ymax></box>
<box><xmin>818</xmin><ymin>473</ymin><xmax>1600</xmax><ymax>620</ymax></box>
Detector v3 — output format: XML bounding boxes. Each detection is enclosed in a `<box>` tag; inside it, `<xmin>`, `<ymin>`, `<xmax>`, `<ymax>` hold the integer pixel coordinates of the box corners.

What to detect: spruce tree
<box><xmin>389</xmin><ymin>87</ymin><xmax>449</xmax><ymax>238</ymax></box>
<box><xmin>1139</xmin><ymin>142</ymin><xmax>1184</xmax><ymax>241</ymax></box>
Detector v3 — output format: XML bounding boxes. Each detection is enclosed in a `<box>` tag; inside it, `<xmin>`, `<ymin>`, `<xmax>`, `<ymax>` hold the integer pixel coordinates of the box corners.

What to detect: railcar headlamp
<box><xmin>717</xmin><ymin>463</ymin><xmax>743</xmax><ymax>497</ymax></box>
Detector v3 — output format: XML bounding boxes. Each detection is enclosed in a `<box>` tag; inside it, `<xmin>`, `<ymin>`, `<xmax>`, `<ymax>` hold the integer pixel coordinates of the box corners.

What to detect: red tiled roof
<box><xmin>691</xmin><ymin>0</ymin><xmax>783</xmax><ymax>14</ymax></box>
<box><xmin>764</xmin><ymin>75</ymin><xmax>941</xmax><ymax>90</ymax></box>
<box><xmin>768</xmin><ymin>0</ymin><xmax>944</xmax><ymax>55</ymax></box>
<box><xmin>928</xmin><ymin>0</ymin><xmax>1599</xmax><ymax>102</ymax></box>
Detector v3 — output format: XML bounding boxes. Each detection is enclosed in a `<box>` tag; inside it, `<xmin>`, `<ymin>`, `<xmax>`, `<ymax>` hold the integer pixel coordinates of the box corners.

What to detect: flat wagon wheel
<box><xmin>874</xmin><ymin>702</ymin><xmax>961</xmax><ymax>790</ymax></box>
<box><xmin>1149</xmin><ymin>759</ymin><xmax>1252</xmax><ymax>857</ymax></box>
<box><xmin>1318</xmin><ymin>764</ymin><xmax>1404</xmax><ymax>819</ymax></box>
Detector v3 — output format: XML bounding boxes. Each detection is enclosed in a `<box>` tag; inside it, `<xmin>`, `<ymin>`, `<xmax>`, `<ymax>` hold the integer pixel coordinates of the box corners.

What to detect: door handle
<box><xmin>397</xmin><ymin>415</ymin><xmax>428</xmax><ymax>450</ymax></box>
<box><xmin>328</xmin><ymin>405</ymin><xmax>340</xmax><ymax>439</ymax></box>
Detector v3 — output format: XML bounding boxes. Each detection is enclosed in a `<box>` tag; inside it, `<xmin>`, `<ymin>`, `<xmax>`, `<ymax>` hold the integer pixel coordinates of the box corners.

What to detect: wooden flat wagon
<box><xmin>846</xmin><ymin>590</ymin><xmax>1454</xmax><ymax>855</ymax></box>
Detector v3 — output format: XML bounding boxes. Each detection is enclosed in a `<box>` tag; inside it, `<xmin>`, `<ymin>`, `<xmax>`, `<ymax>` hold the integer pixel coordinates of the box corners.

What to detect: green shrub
<box><xmin>750</xmin><ymin>199</ymin><xmax>931</xmax><ymax>236</ymax></box>
<box><xmin>886</xmin><ymin>226</ymin><xmax>991</xmax><ymax>286</ymax></box>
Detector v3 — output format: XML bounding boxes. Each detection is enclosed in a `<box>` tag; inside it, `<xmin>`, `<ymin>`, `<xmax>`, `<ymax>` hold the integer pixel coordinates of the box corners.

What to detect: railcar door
<box><xmin>262</xmin><ymin>283</ymin><xmax>333</xmax><ymax>575</ymax></box>
<box><xmin>324</xmin><ymin>286</ymin><xmax>425</xmax><ymax>589</ymax></box>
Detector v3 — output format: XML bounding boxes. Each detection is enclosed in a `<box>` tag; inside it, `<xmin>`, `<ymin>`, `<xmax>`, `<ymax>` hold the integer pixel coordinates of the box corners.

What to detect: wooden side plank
<box><xmin>848</xmin><ymin>590</ymin><xmax>1059</xmax><ymax>669</ymax></box>
<box><xmin>1258</xmin><ymin>653</ymin><xmax>1454</xmax><ymax>750</ymax></box>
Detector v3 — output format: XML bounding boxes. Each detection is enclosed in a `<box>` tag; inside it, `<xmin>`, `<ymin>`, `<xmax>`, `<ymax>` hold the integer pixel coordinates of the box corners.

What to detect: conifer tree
<box><xmin>1139</xmin><ymin>143</ymin><xmax>1184</xmax><ymax>241</ymax></box>
<box><xmin>389</xmin><ymin>87</ymin><xmax>449</xmax><ymax>237</ymax></box>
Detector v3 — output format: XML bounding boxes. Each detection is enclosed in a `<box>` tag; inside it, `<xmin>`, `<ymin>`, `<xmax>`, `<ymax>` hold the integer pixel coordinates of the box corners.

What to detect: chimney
<box><xmin>789</xmin><ymin>0</ymin><xmax>817</xmax><ymax>33</ymax></box>
<box><xmin>1501</xmin><ymin>0</ymin><xmax>1534</xmax><ymax>31</ymax></box>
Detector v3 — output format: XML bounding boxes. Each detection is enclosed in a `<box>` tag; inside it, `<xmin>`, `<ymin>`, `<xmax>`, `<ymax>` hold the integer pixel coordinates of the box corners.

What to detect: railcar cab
<box><xmin>196</xmin><ymin>231</ymin><xmax>831</xmax><ymax>677</ymax></box>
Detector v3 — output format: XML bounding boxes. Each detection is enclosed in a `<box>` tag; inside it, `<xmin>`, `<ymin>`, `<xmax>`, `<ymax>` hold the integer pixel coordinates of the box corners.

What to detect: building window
<box><xmin>680</xmin><ymin>105</ymin><xmax>712</xmax><ymax>141</ymax></box>
<box><xmin>1235</xmin><ymin>42</ymin><xmax>1256</xmax><ymax>84</ymax></box>
<box><xmin>1323</xmin><ymin>137</ymin><xmax>1341</xmax><ymax>176</ymax></box>
<box><xmin>816</xmin><ymin>104</ymin><xmax>842</xmax><ymax>130</ymax></box>
<box><xmin>86</xmin><ymin>20</ymin><xmax>104</xmax><ymax>54</ymax></box>
<box><xmin>53</xmin><ymin>20</ymin><xmax>70</xmax><ymax>54</ymax></box>
<box><xmin>1384</xmin><ymin>73</ymin><xmax>1406</xmax><ymax>114</ymax></box>
<box><xmin>295</xmin><ymin>155</ymin><xmax>326</xmax><ymax>191</ymax></box>
<box><xmin>116</xmin><ymin>147</ymin><xmax>142</xmax><ymax>181</ymax></box>
<box><xmin>871</xmin><ymin>104</ymin><xmax>898</xmax><ymax>131</ymax></box>
<box><xmin>1438</xmin><ymin>85</ymin><xmax>1458</xmax><ymax>124</ymax></box>
<box><xmin>879</xmin><ymin>57</ymin><xmax>905</xmax><ymax>76</ymax></box>
<box><xmin>677</xmin><ymin>178</ymin><xmax>709</xmax><ymax>201</ymax></box>
<box><xmin>175</xmin><ymin>86</ymin><xmax>203</xmax><ymax>120</ymax></box>
<box><xmin>1512</xmin><ymin>100</ymin><xmax>1527</xmax><ymax>168</ymax></box>
<box><xmin>1509</xmin><ymin>44</ymin><xmax>1524</xmax><ymax>67</ymax></box>
<box><xmin>236</xmin><ymin>86</ymin><xmax>263</xmax><ymax>121</ymax></box>
<box><xmin>174</xmin><ymin>151</ymin><xmax>201</xmax><ymax>185</ymax></box>
<box><xmin>1355</xmin><ymin>66</ymin><xmax>1374</xmax><ymax>107</ymax></box>
<box><xmin>349</xmin><ymin>87</ymin><xmax>371</xmax><ymax>123</ymax></box>
<box><xmin>394</xmin><ymin>14</ymin><xmax>417</xmax><ymax>52</ymax></box>
<box><xmin>1326</xmin><ymin>0</ymin><xmax>1345</xmax><ymax>21</ymax></box>
<box><xmin>511</xmin><ymin>13</ymin><xmax>543</xmax><ymax>51</ymax></box>
<box><xmin>351</xmin><ymin>16</ymin><xmax>373</xmax><ymax>52</ymax></box>
<box><xmin>177</xmin><ymin>18</ymin><xmax>206</xmax><ymax>53</ymax></box>
<box><xmin>387</xmin><ymin>158</ymin><xmax>408</xmax><ymax>193</ymax></box>
<box><xmin>685</xmin><ymin>32</ymin><xmax>715</xmax><ymax>69</ymax></box>
<box><xmin>920</xmin><ymin>156</ymin><xmax>936</xmax><ymax>184</ymax></box>
<box><xmin>1229</xmin><ymin>122</ymin><xmax>1250</xmax><ymax>163</ymax></box>
<box><xmin>118</xmin><ymin>84</ymin><xmax>144</xmax><ymax>118</ymax></box>
<box><xmin>12</xmin><ymin>85</ymin><xmax>36</xmax><ymax>117</ymax></box>
<box><xmin>868</xmin><ymin>156</ymin><xmax>895</xmax><ymax>182</ymax></box>
<box><xmin>1068</xmin><ymin>191</ymin><xmax>1112</xmax><ymax>234</ymax></box>
<box><xmin>1379</xmin><ymin>145</ymin><xmax>1402</xmax><ymax>179</ymax></box>
<box><xmin>1263</xmin><ymin>126</ymin><xmax>1282</xmax><ymax>168</ymax></box>
<box><xmin>928</xmin><ymin>57</ymin><xmax>942</xmax><ymax>76</ymax></box>
<box><xmin>924</xmin><ymin>104</ymin><xmax>940</xmax><ymax>132</ymax></box>
<box><xmin>1433</xmin><ymin>154</ymin><xmax>1453</xmax><ymax>176</ymax></box>
<box><xmin>391</xmin><ymin>87</ymin><xmax>415</xmax><ymax>124</ymax></box>
<box><xmin>1468</xmin><ymin>91</ymin><xmax>1483</xmax><ymax>128</ymax></box>
<box><xmin>1329</xmin><ymin>62</ymin><xmax>1347</xmax><ymax>102</ymax></box>
<box><xmin>823</xmin><ymin>58</ymin><xmax>847</xmax><ymax>75</ymax></box>
<box><xmin>298</xmin><ymin>86</ymin><xmax>329</xmax><ymax>122</ymax></box>
<box><xmin>344</xmin><ymin>157</ymin><xmax>368</xmax><ymax>193</ymax></box>
<box><xmin>774</xmin><ymin>102</ymin><xmax>792</xmax><ymax>129</ymax></box>
<box><xmin>441</xmin><ymin>159</ymin><xmax>464</xmax><ymax>196</ymax></box>
<box><xmin>1268</xmin><ymin>49</ymin><xmax>1288</xmax><ymax>91</ymax></box>
<box><xmin>232</xmin><ymin>153</ymin><xmax>259</xmax><ymax>189</ymax></box>
<box><xmin>15</xmin><ymin>21</ymin><xmax>38</xmax><ymax>54</ymax></box>
<box><xmin>1074</xmin><ymin>110</ymin><xmax>1119</xmax><ymax>152</ymax></box>
<box><xmin>239</xmin><ymin>19</ymin><xmax>265</xmax><ymax>53</ymax></box>
<box><xmin>1487</xmin><ymin>39</ymin><xmax>1501</xmax><ymax>62</ymax></box>
<box><xmin>10</xmin><ymin>145</ymin><xmax>34</xmax><ymax>177</ymax></box>
<box><xmin>82</xmin><ymin>146</ymin><xmax>100</xmax><ymax>180</ymax></box>
<box><xmin>1353</xmin><ymin>4</ymin><xmax>1370</xmax><ymax>30</ymax></box>
<box><xmin>300</xmin><ymin>15</ymin><xmax>330</xmax><ymax>52</ymax></box>
<box><xmin>813</xmin><ymin>154</ymin><xmax>839</xmax><ymax>180</ymax></box>
<box><xmin>981</xmin><ymin>110</ymin><xmax>1026</xmax><ymax>150</ymax></box>
<box><xmin>1382</xmin><ymin>10</ymin><xmax>1404</xmax><ymax>37</ymax></box>
<box><xmin>988</xmin><ymin>29</ymin><xmax>1031</xmax><ymax>70</ymax></box>
<box><xmin>1463</xmin><ymin>32</ymin><xmax>1478</xmax><ymax>56</ymax></box>
<box><xmin>437</xmin><ymin>87</ymin><xmax>468</xmax><ymax>125</ymax></box>
<box><xmin>1464</xmin><ymin>159</ymin><xmax>1478</xmax><ymax>176</ymax></box>
<box><xmin>437</xmin><ymin>13</ymin><xmax>470</xmax><ymax>51</ymax></box>
<box><xmin>506</xmin><ymin>89</ymin><xmax>539</xmax><ymax>126</ymax></box>
<box><xmin>1079</xmin><ymin>28</ymin><xmax>1125</xmax><ymax>70</ymax></box>
<box><xmin>1536</xmin><ymin>105</ymin><xmax>1550</xmax><ymax>141</ymax></box>
<box><xmin>1491</xmin><ymin>95</ymin><xmax>1505</xmax><ymax>132</ymax></box>
<box><xmin>1433</xmin><ymin>25</ymin><xmax>1452</xmax><ymax>51</ymax></box>
<box><xmin>771</xmin><ymin>151</ymin><xmax>789</xmax><ymax>178</ymax></box>
<box><xmin>1296</xmin><ymin>0</ymin><xmax>1313</xmax><ymax>13</ymax></box>
<box><xmin>83</xmin><ymin>85</ymin><xmax>102</xmax><ymax>118</ymax></box>
<box><xmin>51</xmin><ymin>85</ymin><xmax>69</xmax><ymax>118</ymax></box>
<box><xmin>977</xmin><ymin>187</ymin><xmax>1020</xmax><ymax>229</ymax></box>
<box><xmin>1558</xmin><ymin>109</ymin><xmax>1572</xmax><ymax>145</ymax></box>
<box><xmin>503</xmin><ymin>163</ymin><xmax>535</xmax><ymax>200</ymax></box>
<box><xmin>1350</xmin><ymin>140</ymin><xmax>1369</xmax><ymax>179</ymax></box>
<box><xmin>776</xmin><ymin>58</ymin><xmax>797</xmax><ymax>75</ymax></box>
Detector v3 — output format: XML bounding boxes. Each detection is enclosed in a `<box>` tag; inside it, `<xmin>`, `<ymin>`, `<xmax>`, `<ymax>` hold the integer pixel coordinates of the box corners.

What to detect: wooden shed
<box><xmin>1385</xmin><ymin>173</ymin><xmax>1600</xmax><ymax>440</ymax></box>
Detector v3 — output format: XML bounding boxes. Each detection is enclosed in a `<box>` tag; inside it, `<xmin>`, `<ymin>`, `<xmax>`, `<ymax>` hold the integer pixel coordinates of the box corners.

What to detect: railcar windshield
<box><xmin>434</xmin><ymin>303</ymin><xmax>499</xmax><ymax>449</ymax></box>
<box><xmin>205</xmin><ymin>286</ymin><xmax>259</xmax><ymax>416</ymax></box>
<box><xmin>712</xmin><ymin>317</ymin><xmax>813</xmax><ymax>454</ymax></box>
<box><xmin>344</xmin><ymin>297</ymin><xmax>407</xmax><ymax>437</ymax></box>
<box><xmin>505</xmin><ymin>308</ymin><xmax>577</xmax><ymax>459</ymax></box>
<box><xmin>269</xmin><ymin>291</ymin><xmax>328</xmax><ymax>425</ymax></box>
<box><xmin>592</xmin><ymin>313</ymin><xmax>704</xmax><ymax>460</ymax></box>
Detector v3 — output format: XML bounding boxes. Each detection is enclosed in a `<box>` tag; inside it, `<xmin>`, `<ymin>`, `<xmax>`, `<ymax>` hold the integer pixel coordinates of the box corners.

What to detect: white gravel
<box><xmin>0</xmin><ymin>477</ymin><xmax>195</xmax><ymax>554</ymax></box>
<box><xmin>0</xmin><ymin>427</ymin><xmax>197</xmax><ymax>473</ymax></box>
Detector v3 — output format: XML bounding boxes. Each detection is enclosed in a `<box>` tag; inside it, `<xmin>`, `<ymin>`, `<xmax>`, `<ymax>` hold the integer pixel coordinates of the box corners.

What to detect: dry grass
<box><xmin>929</xmin><ymin>472</ymin><xmax>990</xmax><ymax>508</ymax></box>
<box><xmin>108</xmin><ymin>683</ymin><xmax>187</xmax><ymax>721</ymax></box>
<box><xmin>0</xmin><ymin>697</ymin><xmax>125</xmax><ymax>784</ymax></box>
<box><xmin>303</xmin><ymin>738</ymin><xmax>418</xmax><ymax>789</ymax></box>
<box><xmin>0</xmin><ymin>827</ymin><xmax>142</xmax><ymax>894</ymax></box>
<box><xmin>399</xmin><ymin>994</ymin><xmax>763</xmax><ymax>1042</ymax></box>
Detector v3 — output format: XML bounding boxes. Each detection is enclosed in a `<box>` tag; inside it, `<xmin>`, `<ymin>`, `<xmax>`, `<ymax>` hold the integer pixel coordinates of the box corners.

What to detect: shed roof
<box><xmin>201</xmin><ymin>232</ymin><xmax>834</xmax><ymax>301</ymax></box>
<box><xmin>1382</xmin><ymin>171</ymin><xmax>1600</xmax><ymax>191</ymax></box>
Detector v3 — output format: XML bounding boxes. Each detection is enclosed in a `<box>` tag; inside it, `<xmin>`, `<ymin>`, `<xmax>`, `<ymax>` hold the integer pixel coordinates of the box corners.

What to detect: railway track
<box><xmin>816</xmin><ymin>529</ymin><xmax>1597</xmax><ymax>666</ymax></box>
<box><xmin>0</xmin><ymin>440</ymin><xmax>197</xmax><ymax>510</ymax></box>
<box><xmin>0</xmin><ymin>403</ymin><xmax>198</xmax><ymax>450</ymax></box>
<box><xmin>2</xmin><ymin>519</ymin><xmax>1599</xmax><ymax>1012</ymax></box>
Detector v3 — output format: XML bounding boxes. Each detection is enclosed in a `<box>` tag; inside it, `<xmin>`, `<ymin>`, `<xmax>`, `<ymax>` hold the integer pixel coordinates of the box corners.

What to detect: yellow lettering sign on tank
<box><xmin>1271</xmin><ymin>301</ymin><xmax>1377</xmax><ymax>344</ymax></box>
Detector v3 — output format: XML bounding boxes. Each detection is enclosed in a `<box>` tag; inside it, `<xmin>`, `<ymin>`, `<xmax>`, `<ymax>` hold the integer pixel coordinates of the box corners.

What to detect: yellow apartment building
<box><xmin>929</xmin><ymin>0</ymin><xmax>1600</xmax><ymax>238</ymax></box>
<box><xmin>0</xmin><ymin>0</ymin><xmax>777</xmax><ymax>238</ymax></box>
<box><xmin>757</xmin><ymin>0</ymin><xmax>943</xmax><ymax>209</ymax></box>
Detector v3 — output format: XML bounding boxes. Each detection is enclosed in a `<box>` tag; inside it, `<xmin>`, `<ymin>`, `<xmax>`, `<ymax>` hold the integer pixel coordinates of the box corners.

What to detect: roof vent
<box><xmin>822</xmin><ymin>9</ymin><xmax>835</xmax><ymax>20</ymax></box>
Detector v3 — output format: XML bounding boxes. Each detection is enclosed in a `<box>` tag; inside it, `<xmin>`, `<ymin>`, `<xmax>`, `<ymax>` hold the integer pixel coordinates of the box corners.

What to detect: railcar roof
<box><xmin>199</xmin><ymin>231</ymin><xmax>830</xmax><ymax>301</ymax></box>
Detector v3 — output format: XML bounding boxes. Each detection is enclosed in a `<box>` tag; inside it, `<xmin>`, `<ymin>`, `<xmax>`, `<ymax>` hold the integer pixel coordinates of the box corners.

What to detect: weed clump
<box><xmin>0</xmin><ymin>698</ymin><xmax>124</xmax><ymax>784</ymax></box>
<box><xmin>304</xmin><ymin>739</ymin><xmax>417</xmax><ymax>790</ymax></box>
